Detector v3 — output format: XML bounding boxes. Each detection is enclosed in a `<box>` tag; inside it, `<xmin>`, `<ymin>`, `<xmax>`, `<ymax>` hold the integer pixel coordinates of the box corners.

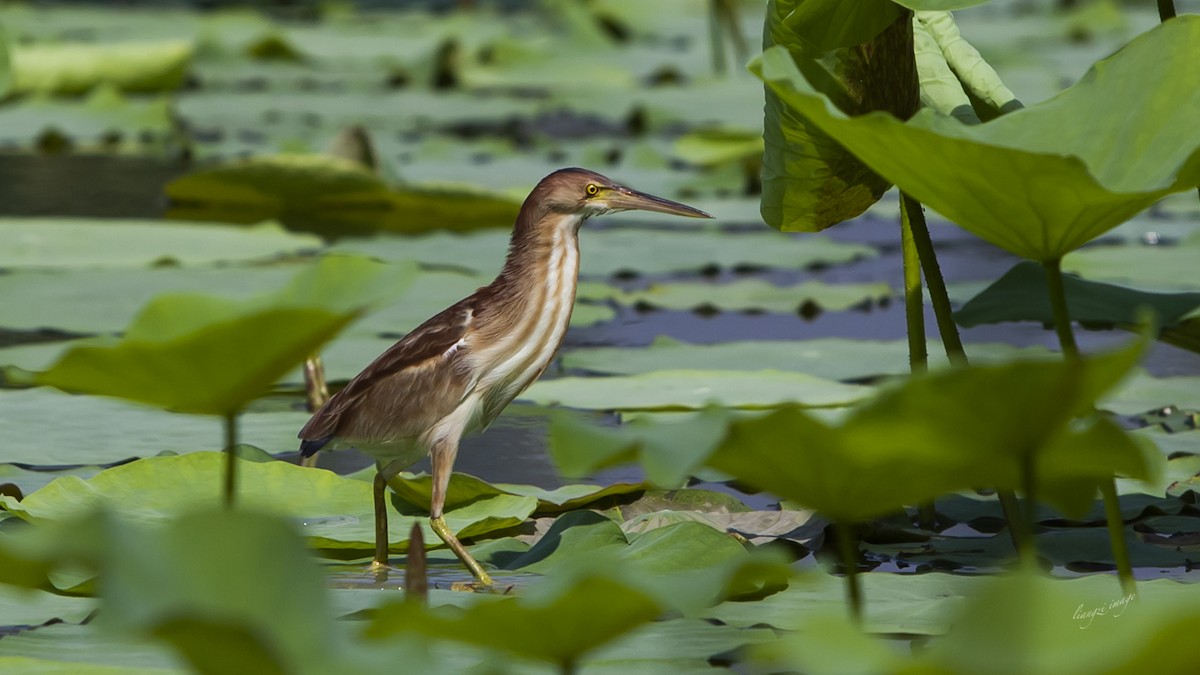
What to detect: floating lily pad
<box><xmin>562</xmin><ymin>337</ymin><xmax>1054</xmax><ymax>381</ymax></box>
<box><xmin>955</xmin><ymin>261</ymin><xmax>1200</xmax><ymax>335</ymax></box>
<box><xmin>525</xmin><ymin>370</ymin><xmax>872</xmax><ymax>412</ymax></box>
<box><xmin>599</xmin><ymin>279</ymin><xmax>892</xmax><ymax>314</ymax></box>
<box><xmin>0</xmin><ymin>453</ymin><xmax>536</xmax><ymax>552</ymax></box>
<box><xmin>0</xmin><ymin>387</ymin><xmax>309</xmax><ymax>466</ymax></box>
<box><xmin>39</xmin><ymin>255</ymin><xmax>413</xmax><ymax>415</ymax></box>
<box><xmin>753</xmin><ymin>17</ymin><xmax>1200</xmax><ymax>261</ymax></box>
<box><xmin>0</xmin><ymin>219</ymin><xmax>320</xmax><ymax>270</ymax></box>
<box><xmin>387</xmin><ymin>471</ymin><xmax>646</xmax><ymax>514</ymax></box>
<box><xmin>1064</xmin><ymin>234</ymin><xmax>1200</xmax><ymax>292</ymax></box>
<box><xmin>0</xmin><ymin>85</ymin><xmax>174</xmax><ymax>149</ymax></box>
<box><xmin>11</xmin><ymin>39</ymin><xmax>192</xmax><ymax>95</ymax></box>
<box><xmin>332</xmin><ymin>228</ymin><xmax>875</xmax><ymax>278</ymax></box>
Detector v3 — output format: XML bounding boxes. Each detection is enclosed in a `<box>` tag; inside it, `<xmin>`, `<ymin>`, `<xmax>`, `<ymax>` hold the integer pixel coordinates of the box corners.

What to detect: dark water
<box><xmin>2</xmin><ymin>155</ymin><xmax>1196</xmax><ymax>492</ymax></box>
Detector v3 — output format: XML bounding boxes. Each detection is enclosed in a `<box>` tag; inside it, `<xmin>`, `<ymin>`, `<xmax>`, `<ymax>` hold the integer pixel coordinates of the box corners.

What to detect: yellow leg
<box><xmin>370</xmin><ymin>472</ymin><xmax>389</xmax><ymax>571</ymax></box>
<box><xmin>430</xmin><ymin>516</ymin><xmax>493</xmax><ymax>586</ymax></box>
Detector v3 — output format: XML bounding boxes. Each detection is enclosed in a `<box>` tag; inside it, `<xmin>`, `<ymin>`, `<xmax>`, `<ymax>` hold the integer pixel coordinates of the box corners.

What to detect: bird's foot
<box><xmin>450</xmin><ymin>580</ymin><xmax>514</xmax><ymax>594</ymax></box>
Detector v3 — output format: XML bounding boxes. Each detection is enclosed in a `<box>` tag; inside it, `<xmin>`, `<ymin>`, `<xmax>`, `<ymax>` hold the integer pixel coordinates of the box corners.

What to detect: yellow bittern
<box><xmin>298</xmin><ymin>168</ymin><xmax>710</xmax><ymax>585</ymax></box>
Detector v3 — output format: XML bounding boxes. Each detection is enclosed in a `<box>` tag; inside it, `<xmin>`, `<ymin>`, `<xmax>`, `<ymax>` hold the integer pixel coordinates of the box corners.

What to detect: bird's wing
<box><xmin>298</xmin><ymin>299</ymin><xmax>477</xmax><ymax>454</ymax></box>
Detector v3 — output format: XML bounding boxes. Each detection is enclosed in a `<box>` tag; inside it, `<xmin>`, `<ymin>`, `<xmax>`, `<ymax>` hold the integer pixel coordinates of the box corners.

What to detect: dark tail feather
<box><xmin>299</xmin><ymin>435</ymin><xmax>333</xmax><ymax>457</ymax></box>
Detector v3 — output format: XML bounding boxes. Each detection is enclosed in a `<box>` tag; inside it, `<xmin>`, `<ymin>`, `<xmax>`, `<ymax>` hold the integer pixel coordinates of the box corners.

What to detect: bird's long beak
<box><xmin>604</xmin><ymin>187</ymin><xmax>713</xmax><ymax>219</ymax></box>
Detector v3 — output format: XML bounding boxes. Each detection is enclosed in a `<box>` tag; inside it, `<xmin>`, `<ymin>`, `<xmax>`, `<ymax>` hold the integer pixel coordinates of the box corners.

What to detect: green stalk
<box><xmin>998</xmin><ymin>490</ymin><xmax>1032</xmax><ymax>553</ymax></box>
<box><xmin>835</xmin><ymin>520</ymin><xmax>863</xmax><ymax>624</ymax></box>
<box><xmin>902</xmin><ymin>193</ymin><xmax>968</xmax><ymax>366</ymax></box>
<box><xmin>1018</xmin><ymin>451</ymin><xmax>1038</xmax><ymax>564</ymax></box>
<box><xmin>1042</xmin><ymin>258</ymin><xmax>1136</xmax><ymax>593</ymax></box>
<box><xmin>708</xmin><ymin>0</ymin><xmax>728</xmax><ymax>75</ymax></box>
<box><xmin>1157</xmin><ymin>0</ymin><xmax>1177</xmax><ymax>21</ymax></box>
<box><xmin>901</xmin><ymin>195</ymin><xmax>938</xmax><ymax>530</ymax></box>
<box><xmin>223</xmin><ymin>412</ymin><xmax>238</xmax><ymax>509</ymax></box>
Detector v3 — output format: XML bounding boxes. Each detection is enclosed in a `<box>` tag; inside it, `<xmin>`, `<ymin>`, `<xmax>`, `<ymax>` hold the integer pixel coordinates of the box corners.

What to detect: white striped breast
<box><xmin>474</xmin><ymin>215</ymin><xmax>581</xmax><ymax>425</ymax></box>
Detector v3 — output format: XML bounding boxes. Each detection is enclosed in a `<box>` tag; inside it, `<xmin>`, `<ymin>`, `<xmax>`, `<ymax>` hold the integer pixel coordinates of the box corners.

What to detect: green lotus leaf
<box><xmin>561</xmin><ymin>337</ymin><xmax>1053</xmax><ymax>381</ymax></box>
<box><xmin>672</xmin><ymin>127</ymin><xmax>764</xmax><ymax>168</ymax></box>
<box><xmin>0</xmin><ymin>25</ymin><xmax>11</xmax><ymax>99</ymax></box>
<box><xmin>0</xmin><ymin>85</ymin><xmax>174</xmax><ymax>148</ymax></box>
<box><xmin>525</xmin><ymin>369</ymin><xmax>872</xmax><ymax>412</ymax></box>
<box><xmin>956</xmin><ymin>261</ymin><xmax>1200</xmax><ymax>343</ymax></box>
<box><xmin>893</xmin><ymin>0</ymin><xmax>990</xmax><ymax>8</ymax></box>
<box><xmin>753</xmin><ymin>16</ymin><xmax>1200</xmax><ymax>261</ymax></box>
<box><xmin>364</xmin><ymin>570</ymin><xmax>662</xmax><ymax>669</ymax></box>
<box><xmin>598</xmin><ymin>279</ymin><xmax>892</xmax><ymax>314</ymax></box>
<box><xmin>705</xmin><ymin>341</ymin><xmax>1151</xmax><ymax>522</ymax></box>
<box><xmin>761</xmin><ymin>572</ymin><xmax>1200</xmax><ymax>675</ymax></box>
<box><xmin>332</xmin><ymin>228</ymin><xmax>874</xmax><ymax>278</ymax></box>
<box><xmin>1064</xmin><ymin>233</ymin><xmax>1200</xmax><ymax>292</ymax></box>
<box><xmin>165</xmin><ymin>155</ymin><xmax>521</xmax><ymax>238</ymax></box>
<box><xmin>37</xmin><ymin>255</ymin><xmax>412</xmax><ymax>416</ymax></box>
<box><xmin>783</xmin><ymin>0</ymin><xmax>902</xmax><ymax>53</ymax></box>
<box><xmin>0</xmin><ymin>219</ymin><xmax>320</xmax><ymax>270</ymax></box>
<box><xmin>10</xmin><ymin>39</ymin><xmax>192</xmax><ymax>95</ymax></box>
<box><xmin>0</xmin><ymin>387</ymin><xmax>310</xmax><ymax>466</ymax></box>
<box><xmin>0</xmin><ymin>453</ymin><xmax>536</xmax><ymax>552</ymax></box>
<box><xmin>916</xmin><ymin>10</ymin><xmax>1020</xmax><ymax>117</ymax></box>
<box><xmin>387</xmin><ymin>471</ymin><xmax>646</xmax><ymax>514</ymax></box>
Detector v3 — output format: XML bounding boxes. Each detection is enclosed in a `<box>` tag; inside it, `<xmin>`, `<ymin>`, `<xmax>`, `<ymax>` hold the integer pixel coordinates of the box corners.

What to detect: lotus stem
<box><xmin>301</xmin><ymin>355</ymin><xmax>329</xmax><ymax>469</ymax></box>
<box><xmin>901</xmin><ymin>195</ymin><xmax>938</xmax><ymax>529</ymax></box>
<box><xmin>223</xmin><ymin>412</ymin><xmax>238</xmax><ymax>509</ymax></box>
<box><xmin>1018</xmin><ymin>451</ymin><xmax>1038</xmax><ymax>564</ymax></box>
<box><xmin>835</xmin><ymin>520</ymin><xmax>863</xmax><ymax>624</ymax></box>
<box><xmin>1157</xmin><ymin>0</ymin><xmax>1177</xmax><ymax>21</ymax></box>
<box><xmin>998</xmin><ymin>490</ymin><xmax>1032</xmax><ymax>553</ymax></box>
<box><xmin>406</xmin><ymin>522</ymin><xmax>428</xmax><ymax>605</ymax></box>
<box><xmin>708</xmin><ymin>0</ymin><xmax>728</xmax><ymax>75</ymax></box>
<box><xmin>902</xmin><ymin>193</ymin><xmax>968</xmax><ymax>366</ymax></box>
<box><xmin>1099</xmin><ymin>480</ymin><xmax>1136</xmax><ymax>595</ymax></box>
<box><xmin>1042</xmin><ymin>258</ymin><xmax>1136</xmax><ymax>592</ymax></box>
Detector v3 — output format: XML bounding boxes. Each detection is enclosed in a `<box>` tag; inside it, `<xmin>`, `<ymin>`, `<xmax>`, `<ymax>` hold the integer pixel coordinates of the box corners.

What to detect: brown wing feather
<box><xmin>298</xmin><ymin>298</ymin><xmax>476</xmax><ymax>451</ymax></box>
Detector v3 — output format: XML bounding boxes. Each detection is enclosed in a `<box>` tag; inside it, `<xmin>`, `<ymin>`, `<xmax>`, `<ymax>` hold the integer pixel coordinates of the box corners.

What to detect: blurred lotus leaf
<box><xmin>165</xmin><ymin>155</ymin><xmax>521</xmax><ymax>238</ymax></box>
<box><xmin>753</xmin><ymin>16</ymin><xmax>1200</xmax><ymax>260</ymax></box>
<box><xmin>38</xmin><ymin>255</ymin><xmax>414</xmax><ymax>416</ymax></box>
<box><xmin>10</xmin><ymin>39</ymin><xmax>193</xmax><ymax>96</ymax></box>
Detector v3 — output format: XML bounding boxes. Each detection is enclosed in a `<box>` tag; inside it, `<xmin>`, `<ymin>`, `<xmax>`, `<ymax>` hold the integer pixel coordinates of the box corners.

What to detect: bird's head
<box><xmin>528</xmin><ymin>168</ymin><xmax>712</xmax><ymax>224</ymax></box>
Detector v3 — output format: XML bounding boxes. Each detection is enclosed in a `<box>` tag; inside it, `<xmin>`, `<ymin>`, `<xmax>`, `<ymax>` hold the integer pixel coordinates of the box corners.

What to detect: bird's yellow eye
<box><xmin>585</xmin><ymin>184</ymin><xmax>599</xmax><ymax>196</ymax></box>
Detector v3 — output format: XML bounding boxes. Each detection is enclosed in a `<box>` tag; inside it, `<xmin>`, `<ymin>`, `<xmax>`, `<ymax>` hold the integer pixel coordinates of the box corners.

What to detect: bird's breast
<box><xmin>473</xmin><ymin>227</ymin><xmax>580</xmax><ymax>423</ymax></box>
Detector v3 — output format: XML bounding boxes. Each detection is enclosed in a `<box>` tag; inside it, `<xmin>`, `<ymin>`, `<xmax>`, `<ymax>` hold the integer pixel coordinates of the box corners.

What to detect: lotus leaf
<box><xmin>525</xmin><ymin>369</ymin><xmax>871</xmax><ymax>411</ymax></box>
<box><xmin>598</xmin><ymin>279</ymin><xmax>892</xmax><ymax>314</ymax></box>
<box><xmin>387</xmin><ymin>471</ymin><xmax>646</xmax><ymax>514</ymax></box>
<box><xmin>753</xmin><ymin>16</ymin><xmax>1200</xmax><ymax>260</ymax></box>
<box><xmin>956</xmin><ymin>261</ymin><xmax>1200</xmax><ymax>336</ymax></box>
<box><xmin>0</xmin><ymin>219</ymin><xmax>321</xmax><ymax>270</ymax></box>
<box><xmin>1064</xmin><ymin>234</ymin><xmax>1200</xmax><ymax>292</ymax></box>
<box><xmin>0</xmin><ymin>453</ymin><xmax>536</xmax><ymax>551</ymax></box>
<box><xmin>10</xmin><ymin>39</ymin><xmax>192</xmax><ymax>95</ymax></box>
<box><xmin>38</xmin><ymin>255</ymin><xmax>412</xmax><ymax>415</ymax></box>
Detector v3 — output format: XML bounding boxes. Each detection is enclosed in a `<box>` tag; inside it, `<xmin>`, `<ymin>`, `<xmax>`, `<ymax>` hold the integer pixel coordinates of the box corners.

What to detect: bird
<box><xmin>298</xmin><ymin>168</ymin><xmax>711</xmax><ymax>585</ymax></box>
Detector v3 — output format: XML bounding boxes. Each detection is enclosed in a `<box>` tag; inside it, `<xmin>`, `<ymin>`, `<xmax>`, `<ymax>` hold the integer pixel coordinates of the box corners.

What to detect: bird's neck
<box><xmin>496</xmin><ymin>206</ymin><xmax>585</xmax><ymax>286</ymax></box>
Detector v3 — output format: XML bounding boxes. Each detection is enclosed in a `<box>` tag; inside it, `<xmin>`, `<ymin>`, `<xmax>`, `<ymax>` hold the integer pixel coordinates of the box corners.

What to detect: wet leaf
<box><xmin>38</xmin><ymin>255</ymin><xmax>413</xmax><ymax>415</ymax></box>
<box><xmin>753</xmin><ymin>16</ymin><xmax>1200</xmax><ymax>260</ymax></box>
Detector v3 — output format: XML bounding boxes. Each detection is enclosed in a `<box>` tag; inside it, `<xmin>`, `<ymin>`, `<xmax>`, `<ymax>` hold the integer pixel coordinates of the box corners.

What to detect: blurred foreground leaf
<box><xmin>38</xmin><ymin>255</ymin><xmax>412</xmax><ymax>416</ymax></box>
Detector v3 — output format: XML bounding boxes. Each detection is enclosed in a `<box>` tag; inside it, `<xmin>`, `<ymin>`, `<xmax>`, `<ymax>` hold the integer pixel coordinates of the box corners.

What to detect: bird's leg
<box><xmin>430</xmin><ymin>439</ymin><xmax>494</xmax><ymax>586</ymax></box>
<box><xmin>370</xmin><ymin>471</ymin><xmax>389</xmax><ymax>571</ymax></box>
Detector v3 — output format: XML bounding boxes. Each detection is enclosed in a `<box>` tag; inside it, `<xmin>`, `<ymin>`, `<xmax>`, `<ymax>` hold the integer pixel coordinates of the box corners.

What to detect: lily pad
<box><xmin>39</xmin><ymin>255</ymin><xmax>413</xmax><ymax>415</ymax></box>
<box><xmin>524</xmin><ymin>370</ymin><xmax>872</xmax><ymax>412</ymax></box>
<box><xmin>752</xmin><ymin>16</ymin><xmax>1200</xmax><ymax>261</ymax></box>
<box><xmin>386</xmin><ymin>471</ymin><xmax>646</xmax><ymax>514</ymax></box>
<box><xmin>0</xmin><ymin>219</ymin><xmax>321</xmax><ymax>270</ymax></box>
<box><xmin>562</xmin><ymin>337</ymin><xmax>1054</xmax><ymax>381</ymax></box>
<box><xmin>1064</xmin><ymin>234</ymin><xmax>1200</xmax><ymax>292</ymax></box>
<box><xmin>599</xmin><ymin>279</ymin><xmax>892</xmax><ymax>314</ymax></box>
<box><xmin>0</xmin><ymin>387</ymin><xmax>309</xmax><ymax>466</ymax></box>
<box><xmin>0</xmin><ymin>86</ymin><xmax>175</xmax><ymax>149</ymax></box>
<box><xmin>11</xmin><ymin>39</ymin><xmax>192</xmax><ymax>95</ymax></box>
<box><xmin>955</xmin><ymin>260</ymin><xmax>1200</xmax><ymax>333</ymax></box>
<box><xmin>0</xmin><ymin>453</ymin><xmax>536</xmax><ymax>552</ymax></box>
<box><xmin>332</xmin><ymin>228</ymin><xmax>875</xmax><ymax>278</ymax></box>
